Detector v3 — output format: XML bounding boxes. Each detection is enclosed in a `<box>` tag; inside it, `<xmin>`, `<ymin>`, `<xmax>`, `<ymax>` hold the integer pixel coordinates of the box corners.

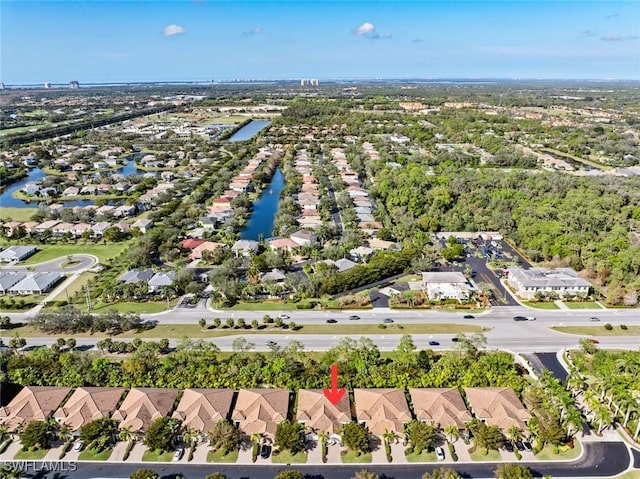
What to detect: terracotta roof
<box><xmin>189</xmin><ymin>241</ymin><xmax>224</xmax><ymax>260</ymax></box>
<box><xmin>0</xmin><ymin>386</ymin><xmax>71</xmax><ymax>431</ymax></box>
<box><xmin>268</xmin><ymin>238</ymin><xmax>299</xmax><ymax>250</ymax></box>
<box><xmin>111</xmin><ymin>388</ymin><xmax>179</xmax><ymax>432</ymax></box>
<box><xmin>408</xmin><ymin>388</ymin><xmax>472</xmax><ymax>429</ymax></box>
<box><xmin>464</xmin><ymin>387</ymin><xmax>531</xmax><ymax>431</ymax></box>
<box><xmin>231</xmin><ymin>389</ymin><xmax>289</xmax><ymax>436</ymax></box>
<box><xmin>172</xmin><ymin>389</ymin><xmax>234</xmax><ymax>432</ymax></box>
<box><xmin>181</xmin><ymin>239</ymin><xmax>205</xmax><ymax>250</ymax></box>
<box><xmin>353</xmin><ymin>389</ymin><xmax>412</xmax><ymax>435</ymax></box>
<box><xmin>54</xmin><ymin>387</ymin><xmax>125</xmax><ymax>431</ymax></box>
<box><xmin>296</xmin><ymin>389</ymin><xmax>351</xmax><ymax>434</ymax></box>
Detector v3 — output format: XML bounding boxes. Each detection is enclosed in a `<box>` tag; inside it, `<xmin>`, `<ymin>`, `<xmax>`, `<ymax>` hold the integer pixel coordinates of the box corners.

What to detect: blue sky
<box><xmin>1</xmin><ymin>1</ymin><xmax>639</xmax><ymax>83</ymax></box>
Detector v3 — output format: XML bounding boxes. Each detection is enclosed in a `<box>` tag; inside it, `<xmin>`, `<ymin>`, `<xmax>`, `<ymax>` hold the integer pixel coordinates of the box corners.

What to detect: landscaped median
<box><xmin>551</xmin><ymin>324</ymin><xmax>639</xmax><ymax>336</ymax></box>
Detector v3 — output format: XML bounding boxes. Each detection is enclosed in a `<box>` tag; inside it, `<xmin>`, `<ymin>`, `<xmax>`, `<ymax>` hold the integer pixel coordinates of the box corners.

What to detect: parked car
<box><xmin>428</xmin><ymin>340</ymin><xmax>440</xmax><ymax>346</ymax></box>
<box><xmin>383</xmin><ymin>318</ymin><xmax>394</xmax><ymax>324</ymax></box>
<box><xmin>349</xmin><ymin>315</ymin><xmax>360</xmax><ymax>320</ymax></box>
<box><xmin>435</xmin><ymin>446</ymin><xmax>445</xmax><ymax>461</ymax></box>
<box><xmin>326</xmin><ymin>319</ymin><xmax>337</xmax><ymax>324</ymax></box>
<box><xmin>589</xmin><ymin>316</ymin><xmax>600</xmax><ymax>322</ymax></box>
<box><xmin>260</xmin><ymin>444</ymin><xmax>272</xmax><ymax>459</ymax></box>
<box><xmin>173</xmin><ymin>447</ymin><xmax>184</xmax><ymax>461</ymax></box>
<box><xmin>73</xmin><ymin>440</ymin><xmax>84</xmax><ymax>452</ymax></box>
<box><xmin>463</xmin><ymin>314</ymin><xmax>475</xmax><ymax>319</ymax></box>
<box><xmin>503</xmin><ymin>441</ymin><xmax>514</xmax><ymax>452</ymax></box>
<box><xmin>514</xmin><ymin>440</ymin><xmax>525</xmax><ymax>451</ymax></box>
<box><xmin>522</xmin><ymin>440</ymin><xmax>532</xmax><ymax>452</ymax></box>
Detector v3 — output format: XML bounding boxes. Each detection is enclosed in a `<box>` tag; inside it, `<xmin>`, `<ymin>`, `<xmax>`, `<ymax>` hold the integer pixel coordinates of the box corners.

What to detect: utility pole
<box><xmin>84</xmin><ymin>285</ymin><xmax>92</xmax><ymax>311</ymax></box>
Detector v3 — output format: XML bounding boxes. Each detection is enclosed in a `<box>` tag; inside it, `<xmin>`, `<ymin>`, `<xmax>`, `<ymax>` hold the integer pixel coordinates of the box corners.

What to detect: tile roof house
<box><xmin>0</xmin><ymin>386</ymin><xmax>71</xmax><ymax>431</ymax></box>
<box><xmin>188</xmin><ymin>241</ymin><xmax>224</xmax><ymax>261</ymax></box>
<box><xmin>172</xmin><ymin>389</ymin><xmax>235</xmax><ymax>433</ymax></box>
<box><xmin>354</xmin><ymin>389</ymin><xmax>412</xmax><ymax>435</ymax></box>
<box><xmin>296</xmin><ymin>389</ymin><xmax>351</xmax><ymax>435</ymax></box>
<box><xmin>54</xmin><ymin>387</ymin><xmax>125</xmax><ymax>431</ymax></box>
<box><xmin>148</xmin><ymin>272</ymin><xmax>176</xmax><ymax>292</ymax></box>
<box><xmin>232</xmin><ymin>240</ymin><xmax>259</xmax><ymax>257</ymax></box>
<box><xmin>112</xmin><ymin>388</ymin><xmax>179</xmax><ymax>432</ymax></box>
<box><xmin>464</xmin><ymin>387</ymin><xmax>531</xmax><ymax>432</ymax></box>
<box><xmin>0</xmin><ymin>245</ymin><xmax>37</xmax><ymax>262</ymax></box>
<box><xmin>268</xmin><ymin>238</ymin><xmax>299</xmax><ymax>252</ymax></box>
<box><xmin>290</xmin><ymin>230</ymin><xmax>317</xmax><ymax>247</ymax></box>
<box><xmin>0</xmin><ymin>271</ymin><xmax>27</xmax><ymax>294</ymax></box>
<box><xmin>118</xmin><ymin>268</ymin><xmax>155</xmax><ymax>284</ymax></box>
<box><xmin>409</xmin><ymin>388</ymin><xmax>472</xmax><ymax>429</ymax></box>
<box><xmin>231</xmin><ymin>389</ymin><xmax>289</xmax><ymax>436</ymax></box>
<box><xmin>9</xmin><ymin>272</ymin><xmax>65</xmax><ymax>294</ymax></box>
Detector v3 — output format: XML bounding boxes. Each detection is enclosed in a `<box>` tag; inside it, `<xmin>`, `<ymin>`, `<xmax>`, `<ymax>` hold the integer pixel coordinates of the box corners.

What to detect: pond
<box><xmin>240</xmin><ymin>169</ymin><xmax>284</xmax><ymax>240</ymax></box>
<box><xmin>229</xmin><ymin>120</ymin><xmax>271</xmax><ymax>142</ymax></box>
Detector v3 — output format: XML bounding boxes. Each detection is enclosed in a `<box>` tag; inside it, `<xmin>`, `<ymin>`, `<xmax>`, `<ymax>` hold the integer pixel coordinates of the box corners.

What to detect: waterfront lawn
<box><xmin>0</xmin><ymin>207</ymin><xmax>38</xmax><ymax>222</ymax></box>
<box><xmin>14</xmin><ymin>447</ymin><xmax>48</xmax><ymax>460</ymax></box>
<box><xmin>405</xmin><ymin>449</ymin><xmax>437</xmax><ymax>462</ymax></box>
<box><xmin>535</xmin><ymin>441</ymin><xmax>581</xmax><ymax>461</ymax></box>
<box><xmin>78</xmin><ymin>447</ymin><xmax>113</xmax><ymax>461</ymax></box>
<box><xmin>521</xmin><ymin>301</ymin><xmax>560</xmax><ymax>310</ymax></box>
<box><xmin>563</xmin><ymin>301</ymin><xmax>603</xmax><ymax>310</ymax></box>
<box><xmin>271</xmin><ymin>450</ymin><xmax>307</xmax><ymax>464</ymax></box>
<box><xmin>469</xmin><ymin>448</ymin><xmax>501</xmax><ymax>461</ymax></box>
<box><xmin>341</xmin><ymin>450</ymin><xmax>372</xmax><ymax>463</ymax></box>
<box><xmin>206</xmin><ymin>448</ymin><xmax>239</xmax><ymax>463</ymax></box>
<box><xmin>551</xmin><ymin>325</ymin><xmax>640</xmax><ymax>336</ymax></box>
<box><xmin>19</xmin><ymin>243</ymin><xmax>130</xmax><ymax>265</ymax></box>
<box><xmin>141</xmin><ymin>448</ymin><xmax>174</xmax><ymax>462</ymax></box>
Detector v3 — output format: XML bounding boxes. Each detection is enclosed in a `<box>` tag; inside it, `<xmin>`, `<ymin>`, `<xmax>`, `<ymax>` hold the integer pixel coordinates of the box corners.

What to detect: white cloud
<box><xmin>601</xmin><ymin>34</ymin><xmax>639</xmax><ymax>42</ymax></box>
<box><xmin>243</xmin><ymin>26</ymin><xmax>263</xmax><ymax>37</ymax></box>
<box><xmin>383</xmin><ymin>32</ymin><xmax>392</xmax><ymax>39</ymax></box>
<box><xmin>163</xmin><ymin>24</ymin><xmax>186</xmax><ymax>36</ymax></box>
<box><xmin>353</xmin><ymin>22</ymin><xmax>375</xmax><ymax>36</ymax></box>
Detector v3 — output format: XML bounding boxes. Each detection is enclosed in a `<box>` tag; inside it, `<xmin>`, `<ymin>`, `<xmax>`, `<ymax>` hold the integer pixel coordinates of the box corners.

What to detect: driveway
<box><xmin>369</xmin><ymin>290</ymin><xmax>389</xmax><ymax>308</ymax></box>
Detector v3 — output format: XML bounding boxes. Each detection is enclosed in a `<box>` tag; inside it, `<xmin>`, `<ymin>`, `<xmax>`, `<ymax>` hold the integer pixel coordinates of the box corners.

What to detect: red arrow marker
<box><xmin>323</xmin><ymin>364</ymin><xmax>346</xmax><ymax>405</ymax></box>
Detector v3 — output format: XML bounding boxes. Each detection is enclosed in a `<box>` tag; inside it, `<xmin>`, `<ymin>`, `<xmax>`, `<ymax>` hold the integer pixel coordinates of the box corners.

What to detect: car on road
<box><xmin>266</xmin><ymin>340</ymin><xmax>277</xmax><ymax>347</ymax></box>
<box><xmin>428</xmin><ymin>340</ymin><xmax>440</xmax><ymax>346</ymax></box>
<box><xmin>514</xmin><ymin>440</ymin><xmax>525</xmax><ymax>452</ymax></box>
<box><xmin>589</xmin><ymin>317</ymin><xmax>600</xmax><ymax>322</ymax></box>
<box><xmin>73</xmin><ymin>440</ymin><xmax>84</xmax><ymax>452</ymax></box>
<box><xmin>383</xmin><ymin>318</ymin><xmax>394</xmax><ymax>324</ymax></box>
<box><xmin>277</xmin><ymin>314</ymin><xmax>290</xmax><ymax>320</ymax></box>
<box><xmin>451</xmin><ymin>337</ymin><xmax>459</xmax><ymax>342</ymax></box>
<box><xmin>463</xmin><ymin>314</ymin><xmax>475</xmax><ymax>319</ymax></box>
<box><xmin>173</xmin><ymin>447</ymin><xmax>184</xmax><ymax>461</ymax></box>
<box><xmin>587</xmin><ymin>338</ymin><xmax>600</xmax><ymax>344</ymax></box>
<box><xmin>326</xmin><ymin>319</ymin><xmax>337</xmax><ymax>324</ymax></box>
<box><xmin>260</xmin><ymin>444</ymin><xmax>272</xmax><ymax>459</ymax></box>
<box><xmin>513</xmin><ymin>316</ymin><xmax>528</xmax><ymax>321</ymax></box>
<box><xmin>503</xmin><ymin>441</ymin><xmax>514</xmax><ymax>452</ymax></box>
<box><xmin>526</xmin><ymin>316</ymin><xmax>536</xmax><ymax>321</ymax></box>
<box><xmin>435</xmin><ymin>446</ymin><xmax>445</xmax><ymax>461</ymax></box>
<box><xmin>349</xmin><ymin>315</ymin><xmax>360</xmax><ymax>320</ymax></box>
<box><xmin>522</xmin><ymin>440</ymin><xmax>532</xmax><ymax>452</ymax></box>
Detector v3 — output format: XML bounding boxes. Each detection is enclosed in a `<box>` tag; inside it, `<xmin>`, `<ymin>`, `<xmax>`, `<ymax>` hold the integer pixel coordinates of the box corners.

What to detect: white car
<box><xmin>73</xmin><ymin>440</ymin><xmax>84</xmax><ymax>452</ymax></box>
<box><xmin>173</xmin><ymin>447</ymin><xmax>184</xmax><ymax>461</ymax></box>
<box><xmin>277</xmin><ymin>314</ymin><xmax>290</xmax><ymax>320</ymax></box>
<box><xmin>435</xmin><ymin>446</ymin><xmax>445</xmax><ymax>461</ymax></box>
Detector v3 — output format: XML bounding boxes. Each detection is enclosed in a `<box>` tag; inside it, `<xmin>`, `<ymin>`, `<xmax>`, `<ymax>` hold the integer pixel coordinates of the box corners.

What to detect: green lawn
<box><xmin>405</xmin><ymin>449</ymin><xmax>437</xmax><ymax>462</ymax></box>
<box><xmin>272</xmin><ymin>450</ymin><xmax>308</xmax><ymax>464</ymax></box>
<box><xmin>469</xmin><ymin>448</ymin><xmax>501</xmax><ymax>461</ymax></box>
<box><xmin>47</xmin><ymin>272</ymin><xmax>97</xmax><ymax>303</ymax></box>
<box><xmin>78</xmin><ymin>447</ymin><xmax>113</xmax><ymax>461</ymax></box>
<box><xmin>534</xmin><ymin>441</ymin><xmax>582</xmax><ymax>461</ymax></box>
<box><xmin>14</xmin><ymin>447</ymin><xmax>48</xmax><ymax>459</ymax></box>
<box><xmin>141</xmin><ymin>448</ymin><xmax>174</xmax><ymax>462</ymax></box>
<box><xmin>521</xmin><ymin>301</ymin><xmax>560</xmax><ymax>310</ymax></box>
<box><xmin>224</xmin><ymin>302</ymin><xmax>304</xmax><ymax>311</ymax></box>
<box><xmin>0</xmin><ymin>207</ymin><xmax>38</xmax><ymax>222</ymax></box>
<box><xmin>206</xmin><ymin>448</ymin><xmax>239</xmax><ymax>463</ymax></box>
<box><xmin>551</xmin><ymin>325</ymin><xmax>640</xmax><ymax>336</ymax></box>
<box><xmin>81</xmin><ymin>300</ymin><xmax>174</xmax><ymax>314</ymax></box>
<box><xmin>341</xmin><ymin>450</ymin><xmax>372</xmax><ymax>463</ymax></box>
<box><xmin>563</xmin><ymin>302</ymin><xmax>603</xmax><ymax>310</ymax></box>
<box><xmin>17</xmin><ymin>243</ymin><xmax>130</xmax><ymax>264</ymax></box>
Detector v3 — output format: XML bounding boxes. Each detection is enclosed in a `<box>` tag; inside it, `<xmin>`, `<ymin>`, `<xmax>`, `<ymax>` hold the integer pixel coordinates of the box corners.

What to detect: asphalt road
<box><xmin>533</xmin><ymin>352</ymin><xmax>569</xmax><ymax>382</ymax></box>
<box><xmin>2</xmin><ymin>442</ymin><xmax>630</xmax><ymax>479</ymax></box>
<box><xmin>2</xmin><ymin>254</ymin><xmax>97</xmax><ymax>273</ymax></box>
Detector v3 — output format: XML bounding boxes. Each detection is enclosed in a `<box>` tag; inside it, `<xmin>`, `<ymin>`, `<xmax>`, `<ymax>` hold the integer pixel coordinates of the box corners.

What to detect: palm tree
<box><xmin>58</xmin><ymin>424</ymin><xmax>73</xmax><ymax>444</ymax></box>
<box><xmin>0</xmin><ymin>425</ymin><xmax>8</xmax><ymax>442</ymax></box>
<box><xmin>317</xmin><ymin>430</ymin><xmax>329</xmax><ymax>447</ymax></box>
<box><xmin>382</xmin><ymin>429</ymin><xmax>396</xmax><ymax>446</ymax></box>
<box><xmin>506</xmin><ymin>426</ymin><xmax>522</xmax><ymax>444</ymax></box>
<box><xmin>119</xmin><ymin>426</ymin><xmax>134</xmax><ymax>444</ymax></box>
<box><xmin>443</xmin><ymin>425</ymin><xmax>459</xmax><ymax>444</ymax></box>
<box><xmin>182</xmin><ymin>427</ymin><xmax>199</xmax><ymax>448</ymax></box>
<box><xmin>250</xmin><ymin>433</ymin><xmax>263</xmax><ymax>447</ymax></box>
<box><xmin>593</xmin><ymin>405</ymin><xmax>613</xmax><ymax>435</ymax></box>
<box><xmin>563</xmin><ymin>407</ymin><xmax>584</xmax><ymax>438</ymax></box>
<box><xmin>620</xmin><ymin>396</ymin><xmax>640</xmax><ymax>429</ymax></box>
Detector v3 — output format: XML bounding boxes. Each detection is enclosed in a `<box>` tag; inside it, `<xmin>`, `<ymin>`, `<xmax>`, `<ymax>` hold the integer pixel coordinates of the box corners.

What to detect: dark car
<box><xmin>463</xmin><ymin>314</ymin><xmax>475</xmax><ymax>319</ymax></box>
<box><xmin>522</xmin><ymin>440</ymin><xmax>532</xmax><ymax>452</ymax></box>
<box><xmin>383</xmin><ymin>318</ymin><xmax>394</xmax><ymax>324</ymax></box>
<box><xmin>515</xmin><ymin>440</ymin><xmax>525</xmax><ymax>452</ymax></box>
<box><xmin>428</xmin><ymin>340</ymin><xmax>440</xmax><ymax>346</ymax></box>
<box><xmin>349</xmin><ymin>315</ymin><xmax>360</xmax><ymax>320</ymax></box>
<box><xmin>260</xmin><ymin>444</ymin><xmax>271</xmax><ymax>459</ymax></box>
<box><xmin>513</xmin><ymin>316</ymin><xmax>528</xmax><ymax>321</ymax></box>
<box><xmin>326</xmin><ymin>319</ymin><xmax>337</xmax><ymax>324</ymax></box>
<box><xmin>451</xmin><ymin>337</ymin><xmax>459</xmax><ymax>342</ymax></box>
<box><xmin>503</xmin><ymin>441</ymin><xmax>514</xmax><ymax>452</ymax></box>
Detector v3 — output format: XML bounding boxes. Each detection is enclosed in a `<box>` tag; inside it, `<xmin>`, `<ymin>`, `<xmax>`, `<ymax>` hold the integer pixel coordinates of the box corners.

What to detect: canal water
<box><xmin>240</xmin><ymin>169</ymin><xmax>284</xmax><ymax>240</ymax></box>
<box><xmin>229</xmin><ymin>120</ymin><xmax>271</xmax><ymax>142</ymax></box>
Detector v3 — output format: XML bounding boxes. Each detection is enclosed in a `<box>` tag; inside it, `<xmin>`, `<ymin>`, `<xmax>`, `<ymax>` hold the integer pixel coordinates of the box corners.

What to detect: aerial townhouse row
<box><xmin>1</xmin><ymin>216</ymin><xmax>154</xmax><ymax>240</ymax></box>
<box><xmin>0</xmin><ymin>386</ymin><xmax>531</xmax><ymax>441</ymax></box>
<box><xmin>292</xmin><ymin>149</ymin><xmax>323</xmax><ymax>230</ymax></box>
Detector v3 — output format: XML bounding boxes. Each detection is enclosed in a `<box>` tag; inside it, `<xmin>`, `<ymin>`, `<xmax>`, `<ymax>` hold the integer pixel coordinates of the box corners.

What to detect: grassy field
<box><xmin>271</xmin><ymin>450</ymin><xmax>308</xmax><ymax>464</ymax></box>
<box><xmin>551</xmin><ymin>325</ymin><xmax>640</xmax><ymax>336</ymax></box>
<box><xmin>521</xmin><ymin>301</ymin><xmax>560</xmax><ymax>310</ymax></box>
<box><xmin>78</xmin><ymin>447</ymin><xmax>113</xmax><ymax>461</ymax></box>
<box><xmin>404</xmin><ymin>449</ymin><xmax>437</xmax><ymax>462</ymax></box>
<box><xmin>47</xmin><ymin>272</ymin><xmax>97</xmax><ymax>303</ymax></box>
<box><xmin>15</xmin><ymin>242</ymin><xmax>130</xmax><ymax>264</ymax></box>
<box><xmin>224</xmin><ymin>302</ymin><xmax>303</xmax><ymax>311</ymax></box>
<box><xmin>341</xmin><ymin>450</ymin><xmax>372</xmax><ymax>463</ymax></box>
<box><xmin>534</xmin><ymin>441</ymin><xmax>582</xmax><ymax>461</ymax></box>
<box><xmin>541</xmin><ymin>147</ymin><xmax>613</xmax><ymax>171</ymax></box>
<box><xmin>141</xmin><ymin>449</ymin><xmax>174</xmax><ymax>462</ymax></box>
<box><xmin>563</xmin><ymin>302</ymin><xmax>603</xmax><ymax>310</ymax></box>
<box><xmin>206</xmin><ymin>448</ymin><xmax>239</xmax><ymax>463</ymax></box>
<box><xmin>469</xmin><ymin>448</ymin><xmax>501</xmax><ymax>461</ymax></box>
<box><xmin>0</xmin><ymin>207</ymin><xmax>38</xmax><ymax>222</ymax></box>
<box><xmin>14</xmin><ymin>447</ymin><xmax>48</xmax><ymax>459</ymax></box>
<box><xmin>80</xmin><ymin>300</ymin><xmax>175</xmax><ymax>314</ymax></box>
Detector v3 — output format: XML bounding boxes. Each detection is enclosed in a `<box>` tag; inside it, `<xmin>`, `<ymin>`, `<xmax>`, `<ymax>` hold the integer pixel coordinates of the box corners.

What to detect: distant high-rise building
<box><xmin>0</xmin><ymin>82</ymin><xmax>5</xmax><ymax>90</ymax></box>
<box><xmin>300</xmin><ymin>78</ymin><xmax>319</xmax><ymax>86</ymax></box>
<box><xmin>44</xmin><ymin>82</ymin><xmax>52</xmax><ymax>89</ymax></box>
<box><xmin>69</xmin><ymin>80</ymin><xmax>80</xmax><ymax>89</ymax></box>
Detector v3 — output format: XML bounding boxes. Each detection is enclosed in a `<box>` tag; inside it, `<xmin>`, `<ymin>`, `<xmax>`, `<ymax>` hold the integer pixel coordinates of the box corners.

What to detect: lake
<box><xmin>229</xmin><ymin>120</ymin><xmax>271</xmax><ymax>142</ymax></box>
<box><xmin>240</xmin><ymin>168</ymin><xmax>284</xmax><ymax>240</ymax></box>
